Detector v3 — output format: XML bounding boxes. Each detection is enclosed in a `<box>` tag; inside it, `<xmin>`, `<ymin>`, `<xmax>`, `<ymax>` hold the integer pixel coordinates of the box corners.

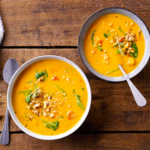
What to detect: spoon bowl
<box><xmin>3</xmin><ymin>58</ymin><xmax>19</xmax><ymax>84</ymax></box>
<box><xmin>0</xmin><ymin>58</ymin><xmax>19</xmax><ymax>145</ymax></box>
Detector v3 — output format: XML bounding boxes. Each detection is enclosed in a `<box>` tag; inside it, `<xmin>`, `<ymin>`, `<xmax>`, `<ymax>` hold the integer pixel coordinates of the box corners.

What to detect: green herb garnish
<box><xmin>35</xmin><ymin>70</ymin><xmax>48</xmax><ymax>79</ymax></box>
<box><xmin>18</xmin><ymin>90</ymin><xmax>32</xmax><ymax>103</ymax></box>
<box><xmin>118</xmin><ymin>42</ymin><xmax>124</xmax><ymax>56</ymax></box>
<box><xmin>72</xmin><ymin>89</ymin><xmax>75</xmax><ymax>93</ymax></box>
<box><xmin>18</xmin><ymin>88</ymin><xmax>39</xmax><ymax>103</ymax></box>
<box><xmin>106</xmin><ymin>68</ymin><xmax>119</xmax><ymax>74</ymax></box>
<box><xmin>35</xmin><ymin>71</ymin><xmax>45</xmax><ymax>79</ymax></box>
<box><xmin>98</xmin><ymin>45</ymin><xmax>103</xmax><ymax>51</ymax></box>
<box><xmin>120</xmin><ymin>42</ymin><xmax>124</xmax><ymax>47</ymax></box>
<box><xmin>44</xmin><ymin>70</ymin><xmax>48</xmax><ymax>78</ymax></box>
<box><xmin>17</xmin><ymin>90</ymin><xmax>32</xmax><ymax>96</ymax></box>
<box><xmin>41</xmin><ymin>120</ymin><xmax>59</xmax><ymax>131</ymax></box>
<box><xmin>34</xmin><ymin>82</ymin><xmax>37</xmax><ymax>89</ymax></box>
<box><xmin>54</xmin><ymin>85</ymin><xmax>66</xmax><ymax>94</ymax></box>
<box><xmin>72</xmin><ymin>89</ymin><xmax>75</xmax><ymax>96</ymax></box>
<box><xmin>91</xmin><ymin>30</ymin><xmax>97</xmax><ymax>45</ymax></box>
<box><xmin>118</xmin><ymin>48</ymin><xmax>124</xmax><ymax>56</ymax></box>
<box><xmin>25</xmin><ymin>94</ymin><xmax>32</xmax><ymax>103</ymax></box>
<box><xmin>103</xmin><ymin>33</ymin><xmax>108</xmax><ymax>38</ymax></box>
<box><xmin>76</xmin><ymin>95</ymin><xmax>85</xmax><ymax>110</ymax></box>
<box><xmin>116</xmin><ymin>49</ymin><xmax>120</xmax><ymax>54</ymax></box>
<box><xmin>24</xmin><ymin>112</ymin><xmax>27</xmax><ymax>119</ymax></box>
<box><xmin>32</xmin><ymin>93</ymin><xmax>37</xmax><ymax>98</ymax></box>
<box><xmin>118</xmin><ymin>27</ymin><xmax>125</xmax><ymax>34</ymax></box>
<box><xmin>107</xmin><ymin>30</ymin><xmax>111</xmax><ymax>36</ymax></box>
<box><xmin>72</xmin><ymin>90</ymin><xmax>85</xmax><ymax>110</ymax></box>
<box><xmin>129</xmin><ymin>42</ymin><xmax>138</xmax><ymax>58</ymax></box>
<box><xmin>27</xmin><ymin>80</ymin><xmax>33</xmax><ymax>84</ymax></box>
<box><xmin>112</xmin><ymin>43</ymin><xmax>118</xmax><ymax>48</ymax></box>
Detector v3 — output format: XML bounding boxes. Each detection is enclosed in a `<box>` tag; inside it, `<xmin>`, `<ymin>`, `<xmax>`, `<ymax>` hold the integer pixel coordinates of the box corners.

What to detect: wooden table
<box><xmin>0</xmin><ymin>0</ymin><xmax>150</xmax><ymax>149</ymax></box>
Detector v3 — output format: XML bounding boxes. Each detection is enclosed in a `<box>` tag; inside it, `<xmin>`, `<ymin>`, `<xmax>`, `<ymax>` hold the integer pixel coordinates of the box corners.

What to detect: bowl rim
<box><xmin>78</xmin><ymin>7</ymin><xmax>150</xmax><ymax>82</ymax></box>
<box><xmin>7</xmin><ymin>55</ymin><xmax>92</xmax><ymax>140</ymax></box>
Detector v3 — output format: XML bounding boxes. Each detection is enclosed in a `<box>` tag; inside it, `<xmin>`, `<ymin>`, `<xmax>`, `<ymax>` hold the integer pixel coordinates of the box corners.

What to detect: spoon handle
<box><xmin>0</xmin><ymin>107</ymin><xmax>9</xmax><ymax>145</ymax></box>
<box><xmin>118</xmin><ymin>65</ymin><xmax>147</xmax><ymax>107</ymax></box>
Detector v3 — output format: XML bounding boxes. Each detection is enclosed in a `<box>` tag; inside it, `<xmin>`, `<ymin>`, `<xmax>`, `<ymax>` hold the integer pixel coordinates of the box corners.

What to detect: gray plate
<box><xmin>78</xmin><ymin>7</ymin><xmax>150</xmax><ymax>82</ymax></box>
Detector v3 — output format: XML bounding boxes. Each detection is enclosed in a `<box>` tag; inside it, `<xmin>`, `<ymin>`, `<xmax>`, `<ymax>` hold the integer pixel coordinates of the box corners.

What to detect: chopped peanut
<box><xmin>50</xmin><ymin>113</ymin><xmax>54</xmax><ymax>118</ymax></box>
<box><xmin>33</xmin><ymin>103</ymin><xmax>41</xmax><ymax>109</ymax></box>
<box><xmin>91</xmin><ymin>50</ymin><xmax>96</xmax><ymax>54</ymax></box>
<box><xmin>110</xmin><ymin>29</ymin><xmax>115</xmax><ymax>32</ymax></box>
<box><xmin>66</xmin><ymin>77</ymin><xmax>70</xmax><ymax>81</ymax></box>
<box><xmin>26</xmin><ymin>106</ymin><xmax>30</xmax><ymax>109</ymax></box>
<box><xmin>46</xmin><ymin>108</ymin><xmax>50</xmax><ymax>112</ymax></box>
<box><xmin>110</xmin><ymin>40</ymin><xmax>114</xmax><ymax>44</ymax></box>
<box><xmin>38</xmin><ymin>76</ymin><xmax>44</xmax><ymax>82</ymax></box>
<box><xmin>43</xmin><ymin>111</ymin><xmax>48</xmax><ymax>116</ymax></box>
<box><xmin>28</xmin><ymin>115</ymin><xmax>34</xmax><ymax>119</ymax></box>
<box><xmin>131</xmin><ymin>22</ymin><xmax>134</xmax><ymax>26</ymax></box>
<box><xmin>109</xmin><ymin>23</ymin><xmax>113</xmax><ymax>27</ymax></box>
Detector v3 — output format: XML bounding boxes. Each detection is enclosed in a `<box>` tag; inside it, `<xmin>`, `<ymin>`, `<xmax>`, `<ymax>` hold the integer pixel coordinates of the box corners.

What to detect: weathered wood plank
<box><xmin>0</xmin><ymin>0</ymin><xmax>150</xmax><ymax>46</ymax></box>
<box><xmin>0</xmin><ymin>49</ymin><xmax>150</xmax><ymax>132</ymax></box>
<box><xmin>0</xmin><ymin>133</ymin><xmax>150</xmax><ymax>150</ymax></box>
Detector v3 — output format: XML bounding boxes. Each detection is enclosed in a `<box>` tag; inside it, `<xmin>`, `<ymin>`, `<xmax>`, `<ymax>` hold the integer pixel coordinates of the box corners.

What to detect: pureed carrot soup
<box><xmin>84</xmin><ymin>14</ymin><xmax>145</xmax><ymax>77</ymax></box>
<box><xmin>12</xmin><ymin>59</ymin><xmax>87</xmax><ymax>135</ymax></box>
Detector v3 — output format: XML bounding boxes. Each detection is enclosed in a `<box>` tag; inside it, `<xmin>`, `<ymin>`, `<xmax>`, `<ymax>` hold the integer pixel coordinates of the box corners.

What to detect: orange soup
<box><xmin>84</xmin><ymin>13</ymin><xmax>145</xmax><ymax>77</ymax></box>
<box><xmin>12</xmin><ymin>59</ymin><xmax>88</xmax><ymax>135</ymax></box>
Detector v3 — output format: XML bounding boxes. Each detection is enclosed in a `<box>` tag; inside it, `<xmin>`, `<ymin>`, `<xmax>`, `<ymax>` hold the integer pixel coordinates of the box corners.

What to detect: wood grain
<box><xmin>0</xmin><ymin>0</ymin><xmax>150</xmax><ymax>46</ymax></box>
<box><xmin>0</xmin><ymin>133</ymin><xmax>150</xmax><ymax>150</ymax></box>
<box><xmin>0</xmin><ymin>48</ymin><xmax>150</xmax><ymax>132</ymax></box>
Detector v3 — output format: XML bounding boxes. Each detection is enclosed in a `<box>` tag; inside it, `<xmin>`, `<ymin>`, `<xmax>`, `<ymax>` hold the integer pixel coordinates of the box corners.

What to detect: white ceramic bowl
<box><xmin>7</xmin><ymin>55</ymin><xmax>92</xmax><ymax>140</ymax></box>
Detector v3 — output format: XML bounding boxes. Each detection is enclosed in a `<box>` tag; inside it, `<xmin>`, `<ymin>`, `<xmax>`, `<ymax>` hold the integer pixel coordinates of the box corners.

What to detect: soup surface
<box><xmin>12</xmin><ymin>59</ymin><xmax>87</xmax><ymax>135</ymax></box>
<box><xmin>84</xmin><ymin>13</ymin><xmax>145</xmax><ymax>77</ymax></box>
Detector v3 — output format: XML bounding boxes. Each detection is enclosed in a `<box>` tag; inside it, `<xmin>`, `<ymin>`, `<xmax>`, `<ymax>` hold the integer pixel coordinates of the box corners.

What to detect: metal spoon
<box><xmin>118</xmin><ymin>65</ymin><xmax>147</xmax><ymax>107</ymax></box>
<box><xmin>0</xmin><ymin>58</ymin><xmax>19</xmax><ymax>145</ymax></box>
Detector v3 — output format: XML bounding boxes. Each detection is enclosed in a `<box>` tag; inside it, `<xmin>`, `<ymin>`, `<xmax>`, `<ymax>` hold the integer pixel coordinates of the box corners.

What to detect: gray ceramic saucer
<box><xmin>78</xmin><ymin>7</ymin><xmax>150</xmax><ymax>82</ymax></box>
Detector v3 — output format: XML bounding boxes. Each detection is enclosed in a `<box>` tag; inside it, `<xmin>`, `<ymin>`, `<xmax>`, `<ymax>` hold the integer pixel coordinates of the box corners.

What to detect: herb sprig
<box><xmin>35</xmin><ymin>70</ymin><xmax>48</xmax><ymax>79</ymax></box>
<box><xmin>54</xmin><ymin>85</ymin><xmax>66</xmax><ymax>94</ymax></box>
<box><xmin>41</xmin><ymin>120</ymin><xmax>59</xmax><ymax>131</ymax></box>
<box><xmin>18</xmin><ymin>88</ymin><xmax>39</xmax><ymax>103</ymax></box>
<box><xmin>73</xmin><ymin>89</ymin><xmax>85</xmax><ymax>110</ymax></box>
<box><xmin>118</xmin><ymin>27</ymin><xmax>126</xmax><ymax>35</ymax></box>
<box><xmin>91</xmin><ymin>30</ymin><xmax>97</xmax><ymax>45</ymax></box>
<box><xmin>129</xmin><ymin>42</ymin><xmax>138</xmax><ymax>58</ymax></box>
<box><xmin>106</xmin><ymin>68</ymin><xmax>119</xmax><ymax>74</ymax></box>
<box><xmin>17</xmin><ymin>90</ymin><xmax>32</xmax><ymax>96</ymax></box>
<box><xmin>76</xmin><ymin>95</ymin><xmax>85</xmax><ymax>110</ymax></box>
<box><xmin>103</xmin><ymin>33</ymin><xmax>108</xmax><ymax>38</ymax></box>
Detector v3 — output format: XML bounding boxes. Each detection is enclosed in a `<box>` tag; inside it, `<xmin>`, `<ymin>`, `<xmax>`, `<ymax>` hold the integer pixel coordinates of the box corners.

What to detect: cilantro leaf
<box><xmin>25</xmin><ymin>95</ymin><xmax>32</xmax><ymax>103</ymax></box>
<box><xmin>35</xmin><ymin>71</ymin><xmax>45</xmax><ymax>79</ymax></box>
<box><xmin>130</xmin><ymin>42</ymin><xmax>138</xmax><ymax>58</ymax></box>
<box><xmin>42</xmin><ymin>120</ymin><xmax>59</xmax><ymax>131</ymax></box>
<box><xmin>76</xmin><ymin>95</ymin><xmax>85</xmax><ymax>110</ymax></box>
<box><xmin>103</xmin><ymin>33</ymin><xmax>108</xmax><ymax>38</ymax></box>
